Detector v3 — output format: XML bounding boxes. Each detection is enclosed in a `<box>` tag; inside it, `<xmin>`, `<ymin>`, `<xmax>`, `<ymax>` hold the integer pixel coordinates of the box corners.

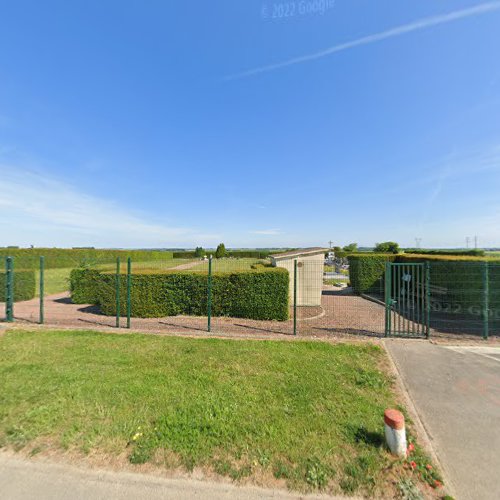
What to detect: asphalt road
<box><xmin>0</xmin><ymin>453</ymin><xmax>340</xmax><ymax>500</ymax></box>
<box><xmin>385</xmin><ymin>341</ymin><xmax>500</xmax><ymax>500</ymax></box>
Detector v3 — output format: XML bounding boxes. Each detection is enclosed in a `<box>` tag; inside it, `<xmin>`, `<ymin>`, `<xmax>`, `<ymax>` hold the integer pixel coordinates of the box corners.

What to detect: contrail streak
<box><xmin>225</xmin><ymin>1</ymin><xmax>500</xmax><ymax>80</ymax></box>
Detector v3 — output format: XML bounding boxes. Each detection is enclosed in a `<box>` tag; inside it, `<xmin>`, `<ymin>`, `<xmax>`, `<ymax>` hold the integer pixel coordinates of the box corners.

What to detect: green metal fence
<box><xmin>1</xmin><ymin>253</ymin><xmax>498</xmax><ymax>340</ymax></box>
<box><xmin>384</xmin><ymin>262</ymin><xmax>429</xmax><ymax>338</ymax></box>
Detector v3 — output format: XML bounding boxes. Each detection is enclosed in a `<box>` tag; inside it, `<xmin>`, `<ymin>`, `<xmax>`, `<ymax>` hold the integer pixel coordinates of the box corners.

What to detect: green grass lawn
<box><xmin>106</xmin><ymin>259</ymin><xmax>196</xmax><ymax>273</ymax></box>
<box><xmin>36</xmin><ymin>267</ymin><xmax>73</xmax><ymax>296</ymax></box>
<box><xmin>0</xmin><ymin>330</ymin><xmax>440</xmax><ymax>495</ymax></box>
<box><xmin>190</xmin><ymin>258</ymin><xmax>268</xmax><ymax>272</ymax></box>
<box><xmin>33</xmin><ymin>260</ymin><xmax>197</xmax><ymax>297</ymax></box>
<box><xmin>31</xmin><ymin>260</ymin><xmax>259</xmax><ymax>298</ymax></box>
<box><xmin>323</xmin><ymin>278</ymin><xmax>350</xmax><ymax>286</ymax></box>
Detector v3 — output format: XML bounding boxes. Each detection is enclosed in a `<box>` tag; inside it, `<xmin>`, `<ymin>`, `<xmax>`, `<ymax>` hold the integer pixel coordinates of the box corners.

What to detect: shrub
<box><xmin>0</xmin><ymin>248</ymin><xmax>172</xmax><ymax>270</ymax></box>
<box><xmin>348</xmin><ymin>254</ymin><xmax>396</xmax><ymax>296</ymax></box>
<box><xmin>0</xmin><ymin>269</ymin><xmax>36</xmax><ymax>302</ymax></box>
<box><xmin>69</xmin><ymin>268</ymin><xmax>102</xmax><ymax>304</ymax></box>
<box><xmin>398</xmin><ymin>255</ymin><xmax>500</xmax><ymax>314</ymax></box>
<box><xmin>343</xmin><ymin>243</ymin><xmax>358</xmax><ymax>253</ymax></box>
<box><xmin>348</xmin><ymin>253</ymin><xmax>500</xmax><ymax>326</ymax></box>
<box><xmin>215</xmin><ymin>243</ymin><xmax>227</xmax><ymax>259</ymax></box>
<box><xmin>71</xmin><ymin>268</ymin><xmax>289</xmax><ymax>321</ymax></box>
<box><xmin>374</xmin><ymin>241</ymin><xmax>400</xmax><ymax>254</ymax></box>
<box><xmin>403</xmin><ymin>248</ymin><xmax>485</xmax><ymax>257</ymax></box>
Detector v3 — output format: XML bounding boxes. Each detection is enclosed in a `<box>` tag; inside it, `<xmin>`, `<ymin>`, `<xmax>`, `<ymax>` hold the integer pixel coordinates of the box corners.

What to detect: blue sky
<box><xmin>1</xmin><ymin>0</ymin><xmax>500</xmax><ymax>249</ymax></box>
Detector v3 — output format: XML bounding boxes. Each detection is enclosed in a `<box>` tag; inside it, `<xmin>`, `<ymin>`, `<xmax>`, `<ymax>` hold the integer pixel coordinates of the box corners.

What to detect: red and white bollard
<box><xmin>384</xmin><ymin>409</ymin><xmax>407</xmax><ymax>457</ymax></box>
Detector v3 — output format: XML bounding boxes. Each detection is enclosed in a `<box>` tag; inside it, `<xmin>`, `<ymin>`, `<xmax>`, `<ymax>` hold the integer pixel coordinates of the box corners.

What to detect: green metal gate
<box><xmin>385</xmin><ymin>262</ymin><xmax>430</xmax><ymax>338</ymax></box>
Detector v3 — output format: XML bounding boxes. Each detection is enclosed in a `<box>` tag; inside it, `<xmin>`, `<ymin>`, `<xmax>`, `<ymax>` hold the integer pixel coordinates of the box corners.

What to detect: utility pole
<box><xmin>328</xmin><ymin>240</ymin><xmax>333</xmax><ymax>249</ymax></box>
<box><xmin>466</xmin><ymin>237</ymin><xmax>470</xmax><ymax>249</ymax></box>
<box><xmin>474</xmin><ymin>235</ymin><xmax>478</xmax><ymax>249</ymax></box>
<box><xmin>415</xmin><ymin>238</ymin><xmax>422</xmax><ymax>249</ymax></box>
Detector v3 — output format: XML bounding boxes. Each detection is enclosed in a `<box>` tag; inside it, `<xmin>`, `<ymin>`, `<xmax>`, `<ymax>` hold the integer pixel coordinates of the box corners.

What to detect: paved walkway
<box><xmin>0</xmin><ymin>453</ymin><xmax>340</xmax><ymax>500</ymax></box>
<box><xmin>385</xmin><ymin>341</ymin><xmax>500</xmax><ymax>500</ymax></box>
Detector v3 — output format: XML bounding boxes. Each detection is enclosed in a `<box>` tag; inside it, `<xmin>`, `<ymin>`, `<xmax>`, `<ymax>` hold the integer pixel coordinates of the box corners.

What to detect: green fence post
<box><xmin>39</xmin><ymin>256</ymin><xmax>45</xmax><ymax>324</ymax></box>
<box><xmin>384</xmin><ymin>262</ymin><xmax>391</xmax><ymax>337</ymax></box>
<box><xmin>425</xmin><ymin>262</ymin><xmax>431</xmax><ymax>339</ymax></box>
<box><xmin>126</xmin><ymin>257</ymin><xmax>132</xmax><ymax>329</ymax></box>
<box><xmin>5</xmin><ymin>257</ymin><xmax>13</xmax><ymax>322</ymax></box>
<box><xmin>207</xmin><ymin>255</ymin><xmax>212</xmax><ymax>333</ymax></box>
<box><xmin>483</xmin><ymin>262</ymin><xmax>489</xmax><ymax>340</ymax></box>
<box><xmin>116</xmin><ymin>257</ymin><xmax>121</xmax><ymax>328</ymax></box>
<box><xmin>293</xmin><ymin>259</ymin><xmax>297</xmax><ymax>336</ymax></box>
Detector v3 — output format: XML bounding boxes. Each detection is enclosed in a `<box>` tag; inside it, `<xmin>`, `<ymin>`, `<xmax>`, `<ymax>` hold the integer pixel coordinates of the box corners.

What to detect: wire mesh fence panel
<box><xmin>40</xmin><ymin>254</ymin><xmax>116</xmax><ymax>329</ymax></box>
<box><xmin>2</xmin><ymin>248</ymin><xmax>498</xmax><ymax>341</ymax></box>
<box><xmin>296</xmin><ymin>258</ymin><xmax>385</xmax><ymax>337</ymax></box>
<box><xmin>126</xmin><ymin>255</ymin><xmax>210</xmax><ymax>334</ymax></box>
<box><xmin>427</xmin><ymin>261</ymin><xmax>497</xmax><ymax>339</ymax></box>
<box><xmin>0</xmin><ymin>255</ymin><xmax>39</xmax><ymax>324</ymax></box>
<box><xmin>0</xmin><ymin>256</ymin><xmax>8</xmax><ymax>321</ymax></box>
<box><xmin>207</xmin><ymin>255</ymin><xmax>294</xmax><ymax>336</ymax></box>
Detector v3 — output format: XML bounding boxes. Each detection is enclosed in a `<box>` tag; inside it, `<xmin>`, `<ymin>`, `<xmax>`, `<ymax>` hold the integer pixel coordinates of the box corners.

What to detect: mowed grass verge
<box><xmin>0</xmin><ymin>330</ymin><xmax>412</xmax><ymax>494</ymax></box>
<box><xmin>31</xmin><ymin>260</ymin><xmax>197</xmax><ymax>297</ymax></box>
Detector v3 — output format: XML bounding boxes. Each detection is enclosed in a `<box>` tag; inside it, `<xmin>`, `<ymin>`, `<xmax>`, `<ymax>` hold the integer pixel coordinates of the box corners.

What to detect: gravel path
<box><xmin>4</xmin><ymin>287</ymin><xmax>386</xmax><ymax>339</ymax></box>
<box><xmin>4</xmin><ymin>287</ymin><xmax>495</xmax><ymax>342</ymax></box>
<box><xmin>169</xmin><ymin>260</ymin><xmax>204</xmax><ymax>271</ymax></box>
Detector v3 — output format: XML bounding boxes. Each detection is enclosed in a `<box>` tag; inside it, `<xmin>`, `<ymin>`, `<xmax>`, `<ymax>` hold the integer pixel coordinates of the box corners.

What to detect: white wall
<box><xmin>272</xmin><ymin>253</ymin><xmax>324</xmax><ymax>306</ymax></box>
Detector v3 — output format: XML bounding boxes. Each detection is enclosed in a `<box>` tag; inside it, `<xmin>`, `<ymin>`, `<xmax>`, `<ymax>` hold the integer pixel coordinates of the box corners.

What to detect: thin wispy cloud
<box><xmin>250</xmin><ymin>229</ymin><xmax>281</xmax><ymax>235</ymax></box>
<box><xmin>226</xmin><ymin>1</ymin><xmax>500</xmax><ymax>80</ymax></box>
<box><xmin>0</xmin><ymin>167</ymin><xmax>219</xmax><ymax>247</ymax></box>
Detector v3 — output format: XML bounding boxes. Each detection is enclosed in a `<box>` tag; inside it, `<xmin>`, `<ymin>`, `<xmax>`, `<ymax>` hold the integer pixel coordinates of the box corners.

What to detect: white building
<box><xmin>270</xmin><ymin>248</ymin><xmax>327</xmax><ymax>306</ymax></box>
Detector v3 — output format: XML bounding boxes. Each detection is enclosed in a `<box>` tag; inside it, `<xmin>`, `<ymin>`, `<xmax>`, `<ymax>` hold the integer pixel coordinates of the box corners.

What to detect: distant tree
<box><xmin>374</xmin><ymin>241</ymin><xmax>400</xmax><ymax>254</ymax></box>
<box><xmin>215</xmin><ymin>243</ymin><xmax>226</xmax><ymax>259</ymax></box>
<box><xmin>194</xmin><ymin>246</ymin><xmax>204</xmax><ymax>258</ymax></box>
<box><xmin>343</xmin><ymin>243</ymin><xmax>358</xmax><ymax>253</ymax></box>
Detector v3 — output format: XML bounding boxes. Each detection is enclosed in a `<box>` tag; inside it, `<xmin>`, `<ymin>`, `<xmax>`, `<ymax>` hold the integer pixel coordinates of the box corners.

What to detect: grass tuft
<box><xmin>0</xmin><ymin>329</ymin><xmax>430</xmax><ymax>494</ymax></box>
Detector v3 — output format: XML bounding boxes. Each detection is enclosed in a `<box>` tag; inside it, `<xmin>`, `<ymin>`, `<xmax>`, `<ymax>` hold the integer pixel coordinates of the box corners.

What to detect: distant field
<box><xmin>111</xmin><ymin>259</ymin><xmax>195</xmax><ymax>273</ymax></box>
<box><xmin>36</xmin><ymin>260</ymin><xmax>197</xmax><ymax>296</ymax></box>
<box><xmin>190</xmin><ymin>258</ymin><xmax>269</xmax><ymax>272</ymax></box>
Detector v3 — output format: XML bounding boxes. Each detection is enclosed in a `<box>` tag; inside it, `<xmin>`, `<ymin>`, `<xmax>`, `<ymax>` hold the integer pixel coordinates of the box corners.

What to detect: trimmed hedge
<box><xmin>403</xmin><ymin>248</ymin><xmax>485</xmax><ymax>257</ymax></box>
<box><xmin>398</xmin><ymin>255</ymin><xmax>500</xmax><ymax>313</ymax></box>
<box><xmin>0</xmin><ymin>270</ymin><xmax>36</xmax><ymax>302</ymax></box>
<box><xmin>70</xmin><ymin>268</ymin><xmax>289</xmax><ymax>321</ymax></box>
<box><xmin>0</xmin><ymin>248</ymin><xmax>172</xmax><ymax>270</ymax></box>
<box><xmin>70</xmin><ymin>269</ymin><xmax>102</xmax><ymax>304</ymax></box>
<box><xmin>348</xmin><ymin>254</ymin><xmax>396</xmax><ymax>296</ymax></box>
<box><xmin>348</xmin><ymin>254</ymin><xmax>500</xmax><ymax>318</ymax></box>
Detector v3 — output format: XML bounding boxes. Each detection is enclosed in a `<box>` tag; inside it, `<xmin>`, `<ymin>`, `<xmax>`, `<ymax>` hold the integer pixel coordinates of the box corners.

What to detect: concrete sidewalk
<box><xmin>385</xmin><ymin>340</ymin><xmax>500</xmax><ymax>500</ymax></box>
<box><xmin>0</xmin><ymin>453</ymin><xmax>336</xmax><ymax>500</ymax></box>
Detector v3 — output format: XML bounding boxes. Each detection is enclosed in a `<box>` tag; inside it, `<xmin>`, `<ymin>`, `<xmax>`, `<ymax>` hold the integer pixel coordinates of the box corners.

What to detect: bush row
<box><xmin>403</xmin><ymin>248</ymin><xmax>486</xmax><ymax>257</ymax></box>
<box><xmin>0</xmin><ymin>248</ymin><xmax>173</xmax><ymax>270</ymax></box>
<box><xmin>173</xmin><ymin>250</ymin><xmax>272</xmax><ymax>259</ymax></box>
<box><xmin>0</xmin><ymin>270</ymin><xmax>36</xmax><ymax>302</ymax></box>
<box><xmin>348</xmin><ymin>254</ymin><xmax>396</xmax><ymax>297</ymax></box>
<box><xmin>348</xmin><ymin>253</ymin><xmax>500</xmax><ymax>311</ymax></box>
<box><xmin>70</xmin><ymin>267</ymin><xmax>289</xmax><ymax>321</ymax></box>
